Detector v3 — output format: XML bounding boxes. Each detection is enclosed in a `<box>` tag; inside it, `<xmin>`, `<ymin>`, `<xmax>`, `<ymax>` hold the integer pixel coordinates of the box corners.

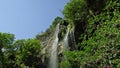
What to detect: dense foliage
<box><xmin>63</xmin><ymin>0</ymin><xmax>88</xmax><ymax>23</ymax></box>
<box><xmin>0</xmin><ymin>0</ymin><xmax>120</xmax><ymax>68</ymax></box>
<box><xmin>61</xmin><ymin>0</ymin><xmax>120</xmax><ymax>68</ymax></box>
<box><xmin>0</xmin><ymin>33</ymin><xmax>44</xmax><ymax>68</ymax></box>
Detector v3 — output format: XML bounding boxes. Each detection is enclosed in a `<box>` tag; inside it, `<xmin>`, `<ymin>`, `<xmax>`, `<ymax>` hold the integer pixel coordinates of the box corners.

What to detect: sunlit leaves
<box><xmin>62</xmin><ymin>0</ymin><xmax>120</xmax><ymax>67</ymax></box>
<box><xmin>63</xmin><ymin>0</ymin><xmax>88</xmax><ymax>22</ymax></box>
<box><xmin>0</xmin><ymin>33</ymin><xmax>14</xmax><ymax>49</ymax></box>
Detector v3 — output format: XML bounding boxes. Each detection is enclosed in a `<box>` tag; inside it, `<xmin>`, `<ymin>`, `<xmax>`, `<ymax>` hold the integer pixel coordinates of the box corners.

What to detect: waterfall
<box><xmin>48</xmin><ymin>24</ymin><xmax>76</xmax><ymax>68</ymax></box>
<box><xmin>63</xmin><ymin>25</ymin><xmax>70</xmax><ymax>51</ymax></box>
<box><xmin>64</xmin><ymin>26</ymin><xmax>76</xmax><ymax>51</ymax></box>
<box><xmin>48</xmin><ymin>24</ymin><xmax>60</xmax><ymax>68</ymax></box>
<box><xmin>69</xmin><ymin>27</ymin><xmax>76</xmax><ymax>50</ymax></box>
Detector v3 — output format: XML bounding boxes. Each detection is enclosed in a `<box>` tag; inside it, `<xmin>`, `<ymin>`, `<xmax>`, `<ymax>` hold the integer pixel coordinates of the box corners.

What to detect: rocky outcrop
<box><xmin>39</xmin><ymin>20</ymin><xmax>77</xmax><ymax>68</ymax></box>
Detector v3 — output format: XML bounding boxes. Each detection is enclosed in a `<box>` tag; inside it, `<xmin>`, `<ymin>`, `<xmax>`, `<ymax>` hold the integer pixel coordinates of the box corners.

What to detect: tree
<box><xmin>0</xmin><ymin>32</ymin><xmax>15</xmax><ymax>68</ymax></box>
<box><xmin>63</xmin><ymin>0</ymin><xmax>88</xmax><ymax>23</ymax></box>
<box><xmin>14</xmin><ymin>39</ymin><xmax>44</xmax><ymax>68</ymax></box>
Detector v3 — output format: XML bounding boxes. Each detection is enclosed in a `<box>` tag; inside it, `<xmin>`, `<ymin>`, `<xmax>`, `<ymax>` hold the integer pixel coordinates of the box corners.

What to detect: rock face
<box><xmin>48</xmin><ymin>23</ymin><xmax>60</xmax><ymax>68</ymax></box>
<box><xmin>40</xmin><ymin>21</ymin><xmax>76</xmax><ymax>68</ymax></box>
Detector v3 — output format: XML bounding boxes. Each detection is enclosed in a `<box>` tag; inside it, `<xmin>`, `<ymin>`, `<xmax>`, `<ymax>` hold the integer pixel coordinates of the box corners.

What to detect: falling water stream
<box><xmin>63</xmin><ymin>25</ymin><xmax>70</xmax><ymax>51</ymax></box>
<box><xmin>48</xmin><ymin>24</ymin><xmax>76</xmax><ymax>68</ymax></box>
<box><xmin>48</xmin><ymin>24</ymin><xmax>60</xmax><ymax>68</ymax></box>
<box><xmin>64</xmin><ymin>26</ymin><xmax>76</xmax><ymax>51</ymax></box>
<box><xmin>70</xmin><ymin>28</ymin><xmax>76</xmax><ymax>49</ymax></box>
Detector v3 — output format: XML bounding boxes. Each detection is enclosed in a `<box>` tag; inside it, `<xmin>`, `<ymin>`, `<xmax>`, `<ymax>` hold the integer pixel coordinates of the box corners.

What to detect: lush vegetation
<box><xmin>0</xmin><ymin>0</ymin><xmax>120</xmax><ymax>68</ymax></box>
<box><xmin>61</xmin><ymin>0</ymin><xmax>120</xmax><ymax>68</ymax></box>
<box><xmin>36</xmin><ymin>16</ymin><xmax>63</xmax><ymax>41</ymax></box>
<box><xmin>0</xmin><ymin>33</ymin><xmax>45</xmax><ymax>68</ymax></box>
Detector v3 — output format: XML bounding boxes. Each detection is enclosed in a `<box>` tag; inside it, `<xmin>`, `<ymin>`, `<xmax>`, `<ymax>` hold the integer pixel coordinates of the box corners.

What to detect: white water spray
<box><xmin>48</xmin><ymin>24</ymin><xmax>60</xmax><ymax>68</ymax></box>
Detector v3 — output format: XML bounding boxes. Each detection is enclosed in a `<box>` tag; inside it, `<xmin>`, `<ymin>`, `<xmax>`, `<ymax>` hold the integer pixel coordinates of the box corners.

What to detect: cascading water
<box><xmin>70</xmin><ymin>27</ymin><xmax>76</xmax><ymax>49</ymax></box>
<box><xmin>63</xmin><ymin>25</ymin><xmax>70</xmax><ymax>51</ymax></box>
<box><xmin>48</xmin><ymin>24</ymin><xmax>60</xmax><ymax>68</ymax></box>
<box><xmin>60</xmin><ymin>25</ymin><xmax>77</xmax><ymax>54</ymax></box>
<box><xmin>63</xmin><ymin>26</ymin><xmax>76</xmax><ymax>55</ymax></box>
<box><xmin>69</xmin><ymin>27</ymin><xmax>76</xmax><ymax>50</ymax></box>
<box><xmin>47</xmin><ymin>24</ymin><xmax>76</xmax><ymax>68</ymax></box>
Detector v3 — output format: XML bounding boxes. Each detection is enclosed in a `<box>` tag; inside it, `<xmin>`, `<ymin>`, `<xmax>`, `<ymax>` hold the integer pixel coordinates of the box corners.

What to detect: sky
<box><xmin>0</xmin><ymin>0</ymin><xmax>70</xmax><ymax>39</ymax></box>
